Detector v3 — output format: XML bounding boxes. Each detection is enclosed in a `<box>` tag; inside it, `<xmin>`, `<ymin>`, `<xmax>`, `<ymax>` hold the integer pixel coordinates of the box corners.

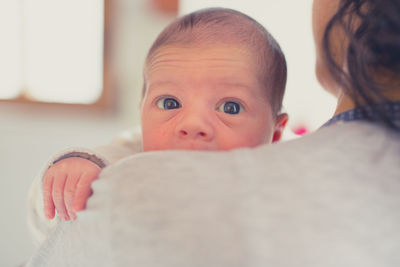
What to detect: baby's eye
<box><xmin>156</xmin><ymin>97</ymin><xmax>181</xmax><ymax>110</ymax></box>
<box><xmin>218</xmin><ymin>101</ymin><xmax>243</xmax><ymax>115</ymax></box>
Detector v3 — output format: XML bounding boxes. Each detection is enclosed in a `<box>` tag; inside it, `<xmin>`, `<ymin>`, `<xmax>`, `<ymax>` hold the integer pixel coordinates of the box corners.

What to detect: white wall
<box><xmin>0</xmin><ymin>1</ymin><xmax>175</xmax><ymax>265</ymax></box>
<box><xmin>0</xmin><ymin>104</ymin><xmax>122</xmax><ymax>266</ymax></box>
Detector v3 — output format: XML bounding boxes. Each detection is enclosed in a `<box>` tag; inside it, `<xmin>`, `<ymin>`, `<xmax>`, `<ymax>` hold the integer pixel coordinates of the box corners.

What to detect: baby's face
<box><xmin>141</xmin><ymin>44</ymin><xmax>278</xmax><ymax>151</ymax></box>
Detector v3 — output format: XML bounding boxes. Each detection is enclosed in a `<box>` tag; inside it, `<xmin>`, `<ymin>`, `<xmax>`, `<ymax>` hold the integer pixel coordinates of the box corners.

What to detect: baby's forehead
<box><xmin>145</xmin><ymin>43</ymin><xmax>260</xmax><ymax>74</ymax></box>
<box><xmin>144</xmin><ymin>44</ymin><xmax>269</xmax><ymax>97</ymax></box>
<box><xmin>144</xmin><ymin>45</ymin><xmax>270</xmax><ymax>101</ymax></box>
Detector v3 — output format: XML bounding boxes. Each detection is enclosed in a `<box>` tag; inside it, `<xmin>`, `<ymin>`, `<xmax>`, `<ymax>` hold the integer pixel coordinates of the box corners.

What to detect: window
<box><xmin>0</xmin><ymin>0</ymin><xmax>110</xmax><ymax>106</ymax></box>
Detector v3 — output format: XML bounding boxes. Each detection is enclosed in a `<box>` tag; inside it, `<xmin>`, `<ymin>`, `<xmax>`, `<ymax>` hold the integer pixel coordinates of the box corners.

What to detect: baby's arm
<box><xmin>27</xmin><ymin>148</ymin><xmax>109</xmax><ymax>245</ymax></box>
<box><xmin>42</xmin><ymin>138</ymin><xmax>142</xmax><ymax>220</ymax></box>
<box><xmin>43</xmin><ymin>156</ymin><xmax>103</xmax><ymax>221</ymax></box>
<box><xmin>27</xmin><ymin>129</ymin><xmax>143</xmax><ymax>245</ymax></box>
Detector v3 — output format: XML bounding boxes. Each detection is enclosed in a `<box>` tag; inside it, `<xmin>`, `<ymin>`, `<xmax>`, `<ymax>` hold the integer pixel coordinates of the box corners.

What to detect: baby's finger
<box><xmin>72</xmin><ymin>172</ymin><xmax>99</xmax><ymax>212</ymax></box>
<box><xmin>52</xmin><ymin>172</ymin><xmax>70</xmax><ymax>220</ymax></box>
<box><xmin>64</xmin><ymin>173</ymin><xmax>80</xmax><ymax>220</ymax></box>
<box><xmin>42</xmin><ymin>171</ymin><xmax>55</xmax><ymax>219</ymax></box>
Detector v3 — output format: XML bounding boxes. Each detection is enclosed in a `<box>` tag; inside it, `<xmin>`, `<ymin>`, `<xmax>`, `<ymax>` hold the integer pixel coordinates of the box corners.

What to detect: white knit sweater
<box><xmin>26</xmin><ymin>122</ymin><xmax>400</xmax><ymax>266</ymax></box>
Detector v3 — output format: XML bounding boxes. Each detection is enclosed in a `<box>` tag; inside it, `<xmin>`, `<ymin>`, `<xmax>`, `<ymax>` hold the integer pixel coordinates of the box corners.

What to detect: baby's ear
<box><xmin>272</xmin><ymin>113</ymin><xmax>289</xmax><ymax>143</ymax></box>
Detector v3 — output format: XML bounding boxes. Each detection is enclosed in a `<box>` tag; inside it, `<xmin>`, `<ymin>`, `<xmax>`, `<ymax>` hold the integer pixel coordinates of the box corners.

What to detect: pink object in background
<box><xmin>292</xmin><ymin>125</ymin><xmax>309</xmax><ymax>135</ymax></box>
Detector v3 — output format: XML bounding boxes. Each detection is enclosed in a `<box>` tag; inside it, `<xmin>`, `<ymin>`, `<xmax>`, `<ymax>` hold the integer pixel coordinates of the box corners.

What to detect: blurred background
<box><xmin>0</xmin><ymin>0</ymin><xmax>335</xmax><ymax>265</ymax></box>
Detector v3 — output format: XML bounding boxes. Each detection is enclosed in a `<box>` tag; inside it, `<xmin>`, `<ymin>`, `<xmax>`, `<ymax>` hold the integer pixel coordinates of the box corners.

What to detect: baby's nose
<box><xmin>175</xmin><ymin>113</ymin><xmax>215</xmax><ymax>141</ymax></box>
<box><xmin>178</xmin><ymin>128</ymin><xmax>210</xmax><ymax>139</ymax></box>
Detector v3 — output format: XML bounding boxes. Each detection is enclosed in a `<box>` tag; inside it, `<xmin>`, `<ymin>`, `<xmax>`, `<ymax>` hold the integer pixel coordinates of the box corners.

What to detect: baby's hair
<box><xmin>142</xmin><ymin>7</ymin><xmax>287</xmax><ymax>115</ymax></box>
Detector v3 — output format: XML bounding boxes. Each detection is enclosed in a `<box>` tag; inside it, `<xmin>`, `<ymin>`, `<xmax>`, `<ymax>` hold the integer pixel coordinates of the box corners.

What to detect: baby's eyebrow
<box><xmin>147</xmin><ymin>81</ymin><xmax>180</xmax><ymax>93</ymax></box>
<box><xmin>216</xmin><ymin>81</ymin><xmax>253</xmax><ymax>91</ymax></box>
<box><xmin>148</xmin><ymin>81</ymin><xmax>253</xmax><ymax>90</ymax></box>
<box><xmin>149</xmin><ymin>81</ymin><xmax>176</xmax><ymax>87</ymax></box>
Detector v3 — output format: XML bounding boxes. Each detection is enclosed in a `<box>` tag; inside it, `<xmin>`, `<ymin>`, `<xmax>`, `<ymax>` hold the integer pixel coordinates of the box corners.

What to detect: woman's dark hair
<box><xmin>323</xmin><ymin>0</ymin><xmax>400</xmax><ymax>130</ymax></box>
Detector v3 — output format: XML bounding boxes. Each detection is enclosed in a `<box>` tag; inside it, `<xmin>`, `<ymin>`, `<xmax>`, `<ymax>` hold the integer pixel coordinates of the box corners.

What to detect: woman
<box><xmin>314</xmin><ymin>0</ymin><xmax>400</xmax><ymax>129</ymax></box>
<box><xmin>26</xmin><ymin>0</ymin><xmax>400</xmax><ymax>266</ymax></box>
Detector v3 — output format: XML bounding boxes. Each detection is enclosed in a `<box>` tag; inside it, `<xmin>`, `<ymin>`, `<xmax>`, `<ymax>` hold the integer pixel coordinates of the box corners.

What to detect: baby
<box><xmin>38</xmin><ymin>7</ymin><xmax>288</xmax><ymax>222</ymax></box>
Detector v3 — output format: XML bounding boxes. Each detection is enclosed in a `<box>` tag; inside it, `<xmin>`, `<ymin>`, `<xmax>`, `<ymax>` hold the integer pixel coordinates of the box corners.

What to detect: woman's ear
<box><xmin>272</xmin><ymin>113</ymin><xmax>289</xmax><ymax>143</ymax></box>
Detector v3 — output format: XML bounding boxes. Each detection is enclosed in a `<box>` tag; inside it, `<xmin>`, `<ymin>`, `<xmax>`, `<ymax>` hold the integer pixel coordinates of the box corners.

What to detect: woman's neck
<box><xmin>334</xmin><ymin>93</ymin><xmax>355</xmax><ymax>115</ymax></box>
<box><xmin>334</xmin><ymin>89</ymin><xmax>400</xmax><ymax>116</ymax></box>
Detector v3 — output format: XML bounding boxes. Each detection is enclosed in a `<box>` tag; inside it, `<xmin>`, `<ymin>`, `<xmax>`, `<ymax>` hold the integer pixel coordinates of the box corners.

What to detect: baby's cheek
<box><xmin>142</xmin><ymin>133</ymin><xmax>159</xmax><ymax>152</ymax></box>
<box><xmin>246</xmin><ymin>131</ymin><xmax>271</xmax><ymax>146</ymax></box>
<box><xmin>216</xmin><ymin>134</ymin><xmax>246</xmax><ymax>150</ymax></box>
<box><xmin>143</xmin><ymin>132</ymin><xmax>173</xmax><ymax>151</ymax></box>
<box><xmin>159</xmin><ymin>129</ymin><xmax>169</xmax><ymax>138</ymax></box>
<box><xmin>224</xmin><ymin>131</ymin><xmax>269</xmax><ymax>150</ymax></box>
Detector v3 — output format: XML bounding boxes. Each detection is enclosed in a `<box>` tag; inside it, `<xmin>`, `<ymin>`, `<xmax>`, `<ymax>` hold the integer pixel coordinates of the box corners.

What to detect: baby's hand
<box><xmin>42</xmin><ymin>157</ymin><xmax>102</xmax><ymax>220</ymax></box>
